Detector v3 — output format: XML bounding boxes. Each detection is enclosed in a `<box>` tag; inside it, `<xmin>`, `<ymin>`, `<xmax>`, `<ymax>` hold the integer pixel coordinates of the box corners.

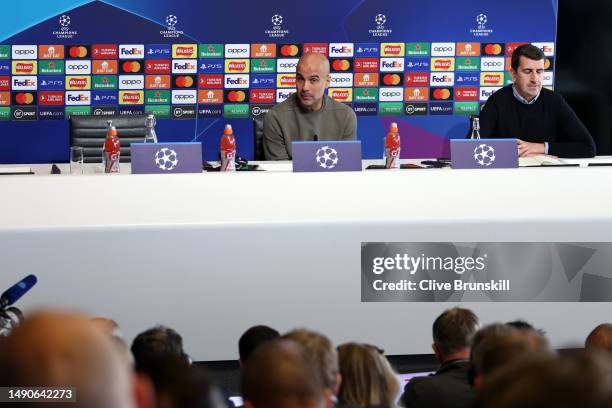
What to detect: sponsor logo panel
<box><xmin>251</xmin><ymin>58</ymin><xmax>276</xmax><ymax>73</ymax></box>
<box><xmin>379</xmin><ymin>87</ymin><xmax>404</xmax><ymax>102</ymax></box>
<box><xmin>481</xmin><ymin>57</ymin><xmax>505</xmax><ymax>71</ymax></box>
<box><xmin>38</xmin><ymin>76</ymin><xmax>64</xmax><ymax>91</ymax></box>
<box><xmin>404</xmin><ymin>87</ymin><xmax>429</xmax><ymax>101</ymax></box>
<box><xmin>404</xmin><ymin>72</ymin><xmax>429</xmax><ymax>86</ymax></box>
<box><xmin>198</xmin><ymin>104</ymin><xmax>223</xmax><ymax>118</ymax></box>
<box><xmin>39</xmin><ymin>106</ymin><xmax>65</xmax><ymax>120</ymax></box>
<box><xmin>225</xmin><ymin>74</ymin><xmax>250</xmax><ymax>89</ymax></box>
<box><xmin>119</xmin><ymin>44</ymin><xmax>144</xmax><ymax>59</ymax></box>
<box><xmin>330</xmin><ymin>58</ymin><xmax>353</xmax><ymax>72</ymax></box>
<box><xmin>144</xmin><ymin>105</ymin><xmax>170</xmax><ymax>119</ymax></box>
<box><xmin>12</xmin><ymin>61</ymin><xmax>37</xmax><ymax>75</ymax></box>
<box><xmin>480</xmin><ymin>72</ymin><xmax>504</xmax><ymax>86</ymax></box>
<box><xmin>12</xmin><ymin>106</ymin><xmax>38</xmax><ymax>120</ymax></box>
<box><xmin>145</xmin><ymin>90</ymin><xmax>171</xmax><ymax>105</ymax></box>
<box><xmin>0</xmin><ymin>107</ymin><xmax>9</xmax><ymax>120</ymax></box>
<box><xmin>38</xmin><ymin>60</ymin><xmax>65</xmax><ymax>75</ymax></box>
<box><xmin>354</xmin><ymin>58</ymin><xmax>379</xmax><ymax>72</ymax></box>
<box><xmin>172</xmin><ymin>59</ymin><xmax>197</xmax><ymax>74</ymax></box>
<box><xmin>145</xmin><ymin>44</ymin><xmax>172</xmax><ymax>58</ymax></box>
<box><xmin>251</xmin><ymin>44</ymin><xmax>277</xmax><ymax>58</ymax></box>
<box><xmin>198</xmin><ymin>44</ymin><xmax>223</xmax><ymax>58</ymax></box>
<box><xmin>197</xmin><ymin>74</ymin><xmax>223</xmax><ymax>89</ymax></box>
<box><xmin>279</xmin><ymin>44</ymin><xmax>302</xmax><ymax>57</ymax></box>
<box><xmin>276</xmin><ymin>89</ymin><xmax>295</xmax><ymax>103</ymax></box>
<box><xmin>328</xmin><ymin>88</ymin><xmax>353</xmax><ymax>102</ymax></box>
<box><xmin>145</xmin><ymin>60</ymin><xmax>171</xmax><ymax>74</ymax></box>
<box><xmin>250</xmin><ymin>89</ymin><xmax>276</xmax><ymax>103</ymax></box>
<box><xmin>92</xmin><ymin>44</ymin><xmax>118</xmax><ymax>59</ymax></box>
<box><xmin>379</xmin><ymin>57</ymin><xmax>404</xmax><ymax>72</ymax></box>
<box><xmin>198</xmin><ymin>58</ymin><xmax>223</xmax><ymax>74</ymax></box>
<box><xmin>224</xmin><ymin>59</ymin><xmax>250</xmax><ymax>73</ymax></box>
<box><xmin>39</xmin><ymin>45</ymin><xmax>65</xmax><ymax>59</ymax></box>
<box><xmin>431</xmin><ymin>57</ymin><xmax>455</xmax><ymax>71</ymax></box>
<box><xmin>482</xmin><ymin>43</ymin><xmax>504</xmax><ymax>56</ymax></box>
<box><xmin>119</xmin><ymin>90</ymin><xmax>144</xmax><ymax>104</ymax></box>
<box><xmin>454</xmin><ymin>86</ymin><xmax>479</xmax><ymax>101</ymax></box>
<box><xmin>353</xmin><ymin>87</ymin><xmax>378</xmax><ymax>102</ymax></box>
<box><xmin>429</xmin><ymin>102</ymin><xmax>454</xmax><ymax>115</ymax></box>
<box><xmin>11</xmin><ymin>91</ymin><xmax>37</xmax><ymax>106</ymax></box>
<box><xmin>480</xmin><ymin>86</ymin><xmax>502</xmax><ymax>101</ymax></box>
<box><xmin>171</xmin><ymin>89</ymin><xmax>197</xmax><ymax>105</ymax></box>
<box><xmin>352</xmin><ymin>103</ymin><xmax>378</xmax><ymax>115</ymax></box>
<box><xmin>405</xmin><ymin>42</ymin><xmax>430</xmax><ymax>56</ymax></box>
<box><xmin>276</xmin><ymin>74</ymin><xmax>295</xmax><ymax>88</ymax></box>
<box><xmin>172</xmin><ymin>44</ymin><xmax>197</xmax><ymax>58</ymax></box>
<box><xmin>380</xmin><ymin>43</ymin><xmax>405</xmax><ymax>57</ymax></box>
<box><xmin>250</xmin><ymin>74</ymin><xmax>276</xmax><ymax>88</ymax></box>
<box><xmin>12</xmin><ymin>76</ymin><xmax>37</xmax><ymax>91</ymax></box>
<box><xmin>328</xmin><ymin>43</ymin><xmax>354</xmax><ymax>57</ymax></box>
<box><xmin>0</xmin><ymin>91</ymin><xmax>9</xmax><ymax>106</ymax></box>
<box><xmin>223</xmin><ymin>103</ymin><xmax>249</xmax><ymax>118</ymax></box>
<box><xmin>404</xmin><ymin>102</ymin><xmax>428</xmax><ymax>115</ymax></box>
<box><xmin>118</xmin><ymin>75</ymin><xmax>144</xmax><ymax>90</ymax></box>
<box><xmin>456</xmin><ymin>42</ymin><xmax>480</xmax><ymax>56</ymax></box>
<box><xmin>91</xmin><ymin>106</ymin><xmax>118</xmax><ymax>116</ymax></box>
<box><xmin>65</xmin><ymin>91</ymin><xmax>91</xmax><ymax>105</ymax></box>
<box><xmin>330</xmin><ymin>73</ymin><xmax>353</xmax><ymax>87</ymax></box>
<box><xmin>250</xmin><ymin>104</ymin><xmax>273</xmax><ymax>119</ymax></box>
<box><xmin>119</xmin><ymin>60</ymin><xmax>144</xmax><ymax>74</ymax></box>
<box><xmin>91</xmin><ymin>90</ymin><xmax>118</xmax><ymax>105</ymax></box>
<box><xmin>38</xmin><ymin>91</ymin><xmax>64</xmax><ymax>105</ymax></box>
<box><xmin>378</xmin><ymin>102</ymin><xmax>403</xmax><ymax>115</ymax></box>
<box><xmin>430</xmin><ymin>72</ymin><xmax>454</xmax><ymax>86</ymax></box>
<box><xmin>354</xmin><ymin>73</ymin><xmax>379</xmax><ymax>87</ymax></box>
<box><xmin>431</xmin><ymin>43</ymin><xmax>455</xmax><ymax>57</ymax></box>
<box><xmin>430</xmin><ymin>87</ymin><xmax>454</xmax><ymax>101</ymax></box>
<box><xmin>303</xmin><ymin>43</ymin><xmax>329</xmax><ymax>55</ymax></box>
<box><xmin>65</xmin><ymin>106</ymin><xmax>92</xmax><ymax>117</ymax></box>
<box><xmin>224</xmin><ymin>89</ymin><xmax>249</xmax><ymax>103</ymax></box>
<box><xmin>65</xmin><ymin>60</ymin><xmax>92</xmax><ymax>75</ymax></box>
<box><xmin>224</xmin><ymin>44</ymin><xmax>250</xmax><ymax>58</ymax></box>
<box><xmin>67</xmin><ymin>45</ymin><xmax>91</xmax><ymax>58</ymax></box>
<box><xmin>404</xmin><ymin>57</ymin><xmax>430</xmax><ymax>71</ymax></box>
<box><xmin>92</xmin><ymin>75</ymin><xmax>118</xmax><ymax>89</ymax></box>
<box><xmin>454</xmin><ymin>101</ymin><xmax>479</xmax><ymax>115</ymax></box>
<box><xmin>12</xmin><ymin>45</ymin><xmax>37</xmax><ymax>60</ymax></box>
<box><xmin>172</xmin><ymin>74</ymin><xmax>197</xmax><ymax>88</ymax></box>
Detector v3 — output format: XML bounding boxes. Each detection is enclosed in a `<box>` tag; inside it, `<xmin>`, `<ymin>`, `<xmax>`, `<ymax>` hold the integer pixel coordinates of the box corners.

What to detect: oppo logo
<box><xmin>433</xmin><ymin>47</ymin><xmax>453</xmax><ymax>52</ymax></box>
<box><xmin>482</xmin><ymin>61</ymin><xmax>502</xmax><ymax>67</ymax></box>
<box><xmin>279</xmin><ymin>63</ymin><xmax>296</xmax><ymax>68</ymax></box>
<box><xmin>67</xmin><ymin>64</ymin><xmax>89</xmax><ymax>70</ymax></box>
<box><xmin>227</xmin><ymin>48</ymin><xmax>247</xmax><ymax>53</ymax></box>
<box><xmin>175</xmin><ymin>94</ymin><xmax>194</xmax><ymax>100</ymax></box>
<box><xmin>121</xmin><ymin>79</ymin><xmax>142</xmax><ymax>85</ymax></box>
<box><xmin>332</xmin><ymin>78</ymin><xmax>351</xmax><ymax>83</ymax></box>
<box><xmin>15</xmin><ymin>50</ymin><xmax>35</xmax><ymax>55</ymax></box>
<box><xmin>381</xmin><ymin>91</ymin><xmax>401</xmax><ymax>97</ymax></box>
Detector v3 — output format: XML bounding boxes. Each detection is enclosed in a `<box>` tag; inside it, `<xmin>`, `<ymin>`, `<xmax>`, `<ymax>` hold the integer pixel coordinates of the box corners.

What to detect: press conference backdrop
<box><xmin>0</xmin><ymin>0</ymin><xmax>557</xmax><ymax>163</ymax></box>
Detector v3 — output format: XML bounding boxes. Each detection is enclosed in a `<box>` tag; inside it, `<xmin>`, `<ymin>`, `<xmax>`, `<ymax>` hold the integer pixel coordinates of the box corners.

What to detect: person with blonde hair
<box><xmin>337</xmin><ymin>343</ymin><xmax>399</xmax><ymax>408</ymax></box>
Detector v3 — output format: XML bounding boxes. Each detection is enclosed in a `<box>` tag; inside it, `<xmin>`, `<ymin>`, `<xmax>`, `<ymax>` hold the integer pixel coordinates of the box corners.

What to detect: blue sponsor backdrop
<box><xmin>0</xmin><ymin>0</ymin><xmax>557</xmax><ymax>163</ymax></box>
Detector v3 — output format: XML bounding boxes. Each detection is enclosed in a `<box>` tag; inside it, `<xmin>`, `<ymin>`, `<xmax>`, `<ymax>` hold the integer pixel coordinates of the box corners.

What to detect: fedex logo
<box><xmin>276</xmin><ymin>89</ymin><xmax>295</xmax><ymax>103</ymax></box>
<box><xmin>12</xmin><ymin>76</ymin><xmax>37</xmax><ymax>90</ymax></box>
<box><xmin>65</xmin><ymin>91</ymin><xmax>91</xmax><ymax>105</ymax></box>
<box><xmin>250</xmin><ymin>74</ymin><xmax>275</xmax><ymax>88</ymax></box>
<box><xmin>354</xmin><ymin>43</ymin><xmax>379</xmax><ymax>57</ymax></box>
<box><xmin>329</xmin><ymin>43</ymin><xmax>354</xmax><ymax>57</ymax></box>
<box><xmin>224</xmin><ymin>74</ymin><xmax>249</xmax><ymax>88</ymax></box>
<box><xmin>172</xmin><ymin>59</ymin><xmax>197</xmax><ymax>74</ymax></box>
<box><xmin>430</xmin><ymin>72</ymin><xmax>455</xmax><ymax>86</ymax></box>
<box><xmin>198</xmin><ymin>59</ymin><xmax>224</xmax><ymax>73</ymax></box>
<box><xmin>119</xmin><ymin>45</ymin><xmax>144</xmax><ymax>59</ymax></box>
<box><xmin>531</xmin><ymin>42</ymin><xmax>555</xmax><ymax>57</ymax></box>
<box><xmin>380</xmin><ymin>58</ymin><xmax>404</xmax><ymax>72</ymax></box>
<box><xmin>479</xmin><ymin>87</ymin><xmax>501</xmax><ymax>101</ymax></box>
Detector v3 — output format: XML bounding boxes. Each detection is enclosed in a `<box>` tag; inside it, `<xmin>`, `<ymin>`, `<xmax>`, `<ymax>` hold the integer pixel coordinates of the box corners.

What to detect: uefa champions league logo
<box><xmin>271</xmin><ymin>14</ymin><xmax>283</xmax><ymax>27</ymax></box>
<box><xmin>161</xmin><ymin>14</ymin><xmax>183</xmax><ymax>38</ymax></box>
<box><xmin>476</xmin><ymin>14</ymin><xmax>487</xmax><ymax>29</ymax></box>
<box><xmin>471</xmin><ymin>12</ymin><xmax>492</xmax><ymax>37</ymax></box>
<box><xmin>266</xmin><ymin>13</ymin><xmax>289</xmax><ymax>38</ymax></box>
<box><xmin>370</xmin><ymin>13</ymin><xmax>391</xmax><ymax>37</ymax></box>
<box><xmin>54</xmin><ymin>14</ymin><xmax>77</xmax><ymax>38</ymax></box>
<box><xmin>155</xmin><ymin>148</ymin><xmax>179</xmax><ymax>171</ymax></box>
<box><xmin>473</xmin><ymin>144</ymin><xmax>496</xmax><ymax>166</ymax></box>
<box><xmin>315</xmin><ymin>146</ymin><xmax>339</xmax><ymax>169</ymax></box>
<box><xmin>166</xmin><ymin>15</ymin><xmax>178</xmax><ymax>30</ymax></box>
<box><xmin>59</xmin><ymin>15</ymin><xmax>71</xmax><ymax>28</ymax></box>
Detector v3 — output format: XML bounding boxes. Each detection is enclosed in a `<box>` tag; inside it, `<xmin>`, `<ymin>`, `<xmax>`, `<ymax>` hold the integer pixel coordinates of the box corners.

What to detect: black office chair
<box><xmin>69</xmin><ymin>115</ymin><xmax>148</xmax><ymax>163</ymax></box>
<box><xmin>253</xmin><ymin>116</ymin><xmax>266</xmax><ymax>160</ymax></box>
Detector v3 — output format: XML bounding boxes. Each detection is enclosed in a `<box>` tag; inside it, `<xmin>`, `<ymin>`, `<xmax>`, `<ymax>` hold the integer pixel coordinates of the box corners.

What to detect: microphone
<box><xmin>313</xmin><ymin>134</ymin><xmax>319</xmax><ymax>141</ymax></box>
<box><xmin>0</xmin><ymin>275</ymin><xmax>37</xmax><ymax>309</ymax></box>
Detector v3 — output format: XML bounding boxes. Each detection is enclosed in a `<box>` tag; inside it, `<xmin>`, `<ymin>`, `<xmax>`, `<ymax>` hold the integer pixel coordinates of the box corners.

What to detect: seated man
<box><xmin>479</xmin><ymin>44</ymin><xmax>596</xmax><ymax>158</ymax></box>
<box><xmin>263</xmin><ymin>52</ymin><xmax>357</xmax><ymax>160</ymax></box>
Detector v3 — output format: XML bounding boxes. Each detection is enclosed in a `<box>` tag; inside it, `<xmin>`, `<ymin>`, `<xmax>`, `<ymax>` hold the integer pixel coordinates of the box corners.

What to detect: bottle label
<box><xmin>385</xmin><ymin>147</ymin><xmax>400</xmax><ymax>169</ymax></box>
<box><xmin>220</xmin><ymin>149</ymin><xmax>236</xmax><ymax>171</ymax></box>
<box><xmin>104</xmin><ymin>151</ymin><xmax>120</xmax><ymax>173</ymax></box>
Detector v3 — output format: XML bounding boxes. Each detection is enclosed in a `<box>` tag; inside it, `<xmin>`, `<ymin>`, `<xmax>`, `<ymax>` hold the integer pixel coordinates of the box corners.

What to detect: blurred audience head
<box><xmin>470</xmin><ymin>323</ymin><xmax>550</xmax><ymax>388</ymax></box>
<box><xmin>238</xmin><ymin>325</ymin><xmax>280</xmax><ymax>366</ymax></box>
<box><xmin>136</xmin><ymin>353</ymin><xmax>215</xmax><ymax>408</ymax></box>
<box><xmin>337</xmin><ymin>342</ymin><xmax>399</xmax><ymax>408</ymax></box>
<box><xmin>242</xmin><ymin>338</ymin><xmax>326</xmax><ymax>408</ymax></box>
<box><xmin>585</xmin><ymin>323</ymin><xmax>612</xmax><ymax>353</ymax></box>
<box><xmin>432</xmin><ymin>307</ymin><xmax>479</xmax><ymax>362</ymax></box>
<box><xmin>131</xmin><ymin>325</ymin><xmax>189</xmax><ymax>366</ymax></box>
<box><xmin>473</xmin><ymin>351</ymin><xmax>612</xmax><ymax>408</ymax></box>
<box><xmin>284</xmin><ymin>328</ymin><xmax>340</xmax><ymax>395</ymax></box>
<box><xmin>0</xmin><ymin>310</ymin><xmax>135</xmax><ymax>408</ymax></box>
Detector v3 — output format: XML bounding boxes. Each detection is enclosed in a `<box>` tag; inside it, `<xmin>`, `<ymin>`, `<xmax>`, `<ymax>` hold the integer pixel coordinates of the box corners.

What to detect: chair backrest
<box><xmin>69</xmin><ymin>115</ymin><xmax>147</xmax><ymax>163</ymax></box>
<box><xmin>253</xmin><ymin>117</ymin><xmax>265</xmax><ymax>160</ymax></box>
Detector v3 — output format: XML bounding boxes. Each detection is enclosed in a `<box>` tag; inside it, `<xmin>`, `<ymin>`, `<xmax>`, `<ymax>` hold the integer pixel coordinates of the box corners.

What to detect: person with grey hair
<box><xmin>400</xmin><ymin>307</ymin><xmax>479</xmax><ymax>408</ymax></box>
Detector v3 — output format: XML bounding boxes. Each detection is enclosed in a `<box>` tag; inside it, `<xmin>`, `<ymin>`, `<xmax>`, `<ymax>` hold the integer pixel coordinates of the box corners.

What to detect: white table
<box><xmin>1</xmin><ymin>159</ymin><xmax>612</xmax><ymax>360</ymax></box>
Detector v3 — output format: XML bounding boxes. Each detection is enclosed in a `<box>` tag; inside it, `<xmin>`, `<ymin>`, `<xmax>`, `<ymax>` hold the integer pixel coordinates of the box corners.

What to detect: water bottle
<box><xmin>470</xmin><ymin>116</ymin><xmax>481</xmax><ymax>140</ymax></box>
<box><xmin>220</xmin><ymin>124</ymin><xmax>236</xmax><ymax>172</ymax></box>
<box><xmin>144</xmin><ymin>114</ymin><xmax>158</xmax><ymax>143</ymax></box>
<box><xmin>384</xmin><ymin>122</ymin><xmax>401</xmax><ymax>169</ymax></box>
<box><xmin>103</xmin><ymin>120</ymin><xmax>120</xmax><ymax>173</ymax></box>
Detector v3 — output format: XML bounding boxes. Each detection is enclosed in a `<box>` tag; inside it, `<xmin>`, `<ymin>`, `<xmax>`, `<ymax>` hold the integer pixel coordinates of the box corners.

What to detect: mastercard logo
<box><xmin>14</xmin><ymin>93</ymin><xmax>35</xmax><ymax>104</ymax></box>
<box><xmin>432</xmin><ymin>88</ymin><xmax>452</xmax><ymax>100</ymax></box>
<box><xmin>332</xmin><ymin>59</ymin><xmax>351</xmax><ymax>71</ymax></box>
<box><xmin>382</xmin><ymin>74</ymin><xmax>402</xmax><ymax>86</ymax></box>
<box><xmin>484</xmin><ymin>44</ymin><xmax>503</xmax><ymax>56</ymax></box>
<box><xmin>280</xmin><ymin>44</ymin><xmax>300</xmax><ymax>57</ymax></box>
<box><xmin>544</xmin><ymin>58</ymin><xmax>552</xmax><ymax>70</ymax></box>
<box><xmin>122</xmin><ymin>61</ymin><xmax>141</xmax><ymax>73</ymax></box>
<box><xmin>226</xmin><ymin>90</ymin><xmax>247</xmax><ymax>102</ymax></box>
<box><xmin>174</xmin><ymin>76</ymin><xmax>195</xmax><ymax>87</ymax></box>
<box><xmin>68</xmin><ymin>46</ymin><xmax>88</xmax><ymax>58</ymax></box>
